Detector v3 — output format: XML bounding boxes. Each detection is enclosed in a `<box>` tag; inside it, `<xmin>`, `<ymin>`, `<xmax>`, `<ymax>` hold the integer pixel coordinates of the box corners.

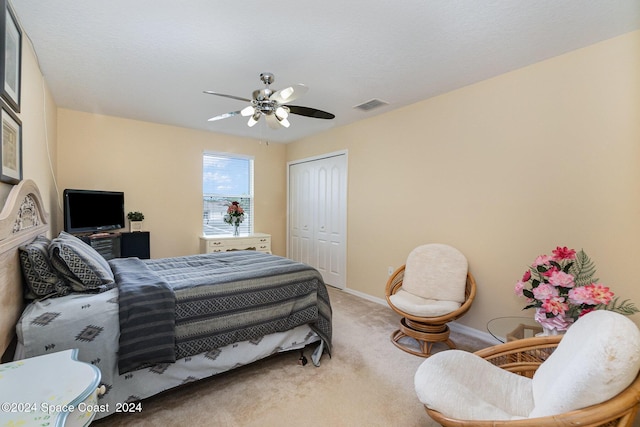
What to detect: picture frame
<box><xmin>0</xmin><ymin>0</ymin><xmax>20</xmax><ymax>112</ymax></box>
<box><xmin>1</xmin><ymin>102</ymin><xmax>21</xmax><ymax>184</ymax></box>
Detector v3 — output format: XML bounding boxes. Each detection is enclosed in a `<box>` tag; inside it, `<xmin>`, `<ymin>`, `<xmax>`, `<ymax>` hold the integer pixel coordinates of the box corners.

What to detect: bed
<box><xmin>0</xmin><ymin>180</ymin><xmax>332</xmax><ymax>421</ymax></box>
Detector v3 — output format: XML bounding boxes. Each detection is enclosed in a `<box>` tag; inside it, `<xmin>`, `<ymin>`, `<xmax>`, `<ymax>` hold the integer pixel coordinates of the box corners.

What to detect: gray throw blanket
<box><xmin>111</xmin><ymin>251</ymin><xmax>332</xmax><ymax>374</ymax></box>
<box><xmin>111</xmin><ymin>257</ymin><xmax>176</xmax><ymax>374</ymax></box>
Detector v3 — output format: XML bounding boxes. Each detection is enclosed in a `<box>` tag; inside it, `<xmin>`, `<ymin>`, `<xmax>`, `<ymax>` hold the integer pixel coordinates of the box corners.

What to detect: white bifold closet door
<box><xmin>288</xmin><ymin>153</ymin><xmax>347</xmax><ymax>289</ymax></box>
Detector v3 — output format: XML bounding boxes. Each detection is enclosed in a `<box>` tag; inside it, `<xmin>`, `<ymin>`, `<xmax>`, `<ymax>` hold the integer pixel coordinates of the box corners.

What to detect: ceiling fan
<box><xmin>204</xmin><ymin>72</ymin><xmax>335</xmax><ymax>129</ymax></box>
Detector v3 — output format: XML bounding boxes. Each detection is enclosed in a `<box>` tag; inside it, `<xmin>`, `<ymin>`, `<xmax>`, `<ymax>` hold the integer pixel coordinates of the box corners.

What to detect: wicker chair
<box><xmin>418</xmin><ymin>313</ymin><xmax>640</xmax><ymax>427</ymax></box>
<box><xmin>385</xmin><ymin>244</ymin><xmax>477</xmax><ymax>357</ymax></box>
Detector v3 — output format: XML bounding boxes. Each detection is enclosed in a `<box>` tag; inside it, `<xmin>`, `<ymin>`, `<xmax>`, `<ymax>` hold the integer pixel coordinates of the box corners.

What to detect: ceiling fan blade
<box><xmin>207</xmin><ymin>111</ymin><xmax>241</xmax><ymax>122</ymax></box>
<box><xmin>270</xmin><ymin>84</ymin><xmax>308</xmax><ymax>104</ymax></box>
<box><xmin>203</xmin><ymin>91</ymin><xmax>252</xmax><ymax>103</ymax></box>
<box><xmin>288</xmin><ymin>105</ymin><xmax>335</xmax><ymax>120</ymax></box>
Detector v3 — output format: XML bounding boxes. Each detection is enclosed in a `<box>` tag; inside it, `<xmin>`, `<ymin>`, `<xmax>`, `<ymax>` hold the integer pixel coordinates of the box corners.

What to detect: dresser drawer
<box><xmin>200</xmin><ymin>233</ymin><xmax>271</xmax><ymax>254</ymax></box>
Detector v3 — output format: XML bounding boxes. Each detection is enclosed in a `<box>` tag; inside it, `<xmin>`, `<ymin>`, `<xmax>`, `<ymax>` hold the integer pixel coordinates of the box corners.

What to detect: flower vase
<box><xmin>537</xmin><ymin>326</ymin><xmax>564</xmax><ymax>337</ymax></box>
<box><xmin>233</xmin><ymin>223</ymin><xmax>239</xmax><ymax>236</ymax></box>
<box><xmin>534</xmin><ymin>308</ymin><xmax>569</xmax><ymax>337</ymax></box>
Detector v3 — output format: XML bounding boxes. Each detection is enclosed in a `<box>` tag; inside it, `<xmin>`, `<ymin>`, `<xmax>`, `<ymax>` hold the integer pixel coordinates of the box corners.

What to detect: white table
<box><xmin>0</xmin><ymin>349</ymin><xmax>102</xmax><ymax>427</ymax></box>
<box><xmin>487</xmin><ymin>316</ymin><xmax>543</xmax><ymax>343</ymax></box>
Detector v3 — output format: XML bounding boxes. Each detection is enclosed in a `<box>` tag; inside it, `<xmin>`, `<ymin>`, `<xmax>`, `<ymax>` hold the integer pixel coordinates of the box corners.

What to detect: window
<box><xmin>203</xmin><ymin>153</ymin><xmax>254</xmax><ymax>236</ymax></box>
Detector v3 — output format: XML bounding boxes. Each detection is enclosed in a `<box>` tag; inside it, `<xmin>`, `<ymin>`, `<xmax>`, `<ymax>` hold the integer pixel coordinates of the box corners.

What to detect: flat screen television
<box><xmin>63</xmin><ymin>189</ymin><xmax>125</xmax><ymax>234</ymax></box>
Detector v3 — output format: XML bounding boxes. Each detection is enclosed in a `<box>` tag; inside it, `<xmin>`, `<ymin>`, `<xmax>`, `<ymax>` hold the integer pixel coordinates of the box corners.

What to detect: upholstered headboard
<box><xmin>0</xmin><ymin>180</ymin><xmax>49</xmax><ymax>358</ymax></box>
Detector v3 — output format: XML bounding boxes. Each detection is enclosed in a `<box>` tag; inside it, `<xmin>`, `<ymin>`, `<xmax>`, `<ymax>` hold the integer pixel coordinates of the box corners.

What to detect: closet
<box><xmin>288</xmin><ymin>152</ymin><xmax>347</xmax><ymax>289</ymax></box>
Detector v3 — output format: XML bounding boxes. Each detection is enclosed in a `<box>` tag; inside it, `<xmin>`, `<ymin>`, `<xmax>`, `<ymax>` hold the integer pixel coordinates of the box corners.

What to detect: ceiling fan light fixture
<box><xmin>275</xmin><ymin>106</ymin><xmax>289</xmax><ymax>119</ymax></box>
<box><xmin>279</xmin><ymin>87</ymin><xmax>294</xmax><ymax>101</ymax></box>
<box><xmin>241</xmin><ymin>105</ymin><xmax>255</xmax><ymax>116</ymax></box>
<box><xmin>247</xmin><ymin>112</ymin><xmax>261</xmax><ymax>127</ymax></box>
<box><xmin>277</xmin><ymin>116</ymin><xmax>290</xmax><ymax>128</ymax></box>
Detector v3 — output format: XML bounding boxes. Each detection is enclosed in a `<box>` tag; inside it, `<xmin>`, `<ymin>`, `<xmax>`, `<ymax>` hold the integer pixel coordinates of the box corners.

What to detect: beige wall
<box><xmin>0</xmin><ymin>36</ymin><xmax>58</xmax><ymax>236</ymax></box>
<box><xmin>56</xmin><ymin>111</ymin><xmax>287</xmax><ymax>258</ymax></box>
<box><xmin>286</xmin><ymin>30</ymin><xmax>640</xmax><ymax>330</ymax></box>
<box><xmin>15</xmin><ymin>26</ymin><xmax>640</xmax><ymax>334</ymax></box>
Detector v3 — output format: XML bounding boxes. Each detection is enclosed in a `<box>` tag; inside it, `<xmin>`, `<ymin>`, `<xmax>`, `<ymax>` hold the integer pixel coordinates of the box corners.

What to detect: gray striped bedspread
<box><xmin>110</xmin><ymin>251</ymin><xmax>332</xmax><ymax>374</ymax></box>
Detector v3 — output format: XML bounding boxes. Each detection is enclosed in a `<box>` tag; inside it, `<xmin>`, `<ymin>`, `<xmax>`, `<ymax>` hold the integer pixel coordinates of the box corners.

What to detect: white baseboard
<box><xmin>448</xmin><ymin>321</ymin><xmax>498</xmax><ymax>346</ymax></box>
<box><xmin>342</xmin><ymin>286</ymin><xmax>387</xmax><ymax>305</ymax></box>
<box><xmin>341</xmin><ymin>287</ymin><xmax>498</xmax><ymax>347</ymax></box>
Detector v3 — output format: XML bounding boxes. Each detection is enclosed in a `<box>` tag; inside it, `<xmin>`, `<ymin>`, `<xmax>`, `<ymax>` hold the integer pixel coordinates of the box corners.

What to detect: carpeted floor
<box><xmin>94</xmin><ymin>286</ymin><xmax>491</xmax><ymax>426</ymax></box>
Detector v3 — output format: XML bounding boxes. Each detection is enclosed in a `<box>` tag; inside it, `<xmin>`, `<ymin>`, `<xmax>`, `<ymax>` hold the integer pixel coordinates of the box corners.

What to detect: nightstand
<box><xmin>0</xmin><ymin>349</ymin><xmax>103</xmax><ymax>427</ymax></box>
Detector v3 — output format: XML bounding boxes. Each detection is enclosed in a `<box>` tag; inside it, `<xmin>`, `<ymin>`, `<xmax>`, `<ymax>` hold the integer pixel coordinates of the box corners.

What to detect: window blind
<box><xmin>202</xmin><ymin>153</ymin><xmax>254</xmax><ymax>236</ymax></box>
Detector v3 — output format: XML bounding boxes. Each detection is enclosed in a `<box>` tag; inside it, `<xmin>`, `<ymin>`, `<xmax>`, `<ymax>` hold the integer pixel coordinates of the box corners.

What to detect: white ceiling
<box><xmin>11</xmin><ymin>1</ymin><xmax>640</xmax><ymax>143</ymax></box>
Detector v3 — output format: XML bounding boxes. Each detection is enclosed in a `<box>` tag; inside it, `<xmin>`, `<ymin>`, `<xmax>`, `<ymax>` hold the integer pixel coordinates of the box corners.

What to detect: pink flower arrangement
<box><xmin>515</xmin><ymin>246</ymin><xmax>637</xmax><ymax>331</ymax></box>
<box><xmin>223</xmin><ymin>201</ymin><xmax>245</xmax><ymax>225</ymax></box>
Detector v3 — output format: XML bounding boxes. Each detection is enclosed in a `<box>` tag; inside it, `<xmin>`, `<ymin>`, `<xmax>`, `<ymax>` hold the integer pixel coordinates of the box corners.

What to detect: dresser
<box><xmin>0</xmin><ymin>349</ymin><xmax>103</xmax><ymax>427</ymax></box>
<box><xmin>199</xmin><ymin>233</ymin><xmax>271</xmax><ymax>254</ymax></box>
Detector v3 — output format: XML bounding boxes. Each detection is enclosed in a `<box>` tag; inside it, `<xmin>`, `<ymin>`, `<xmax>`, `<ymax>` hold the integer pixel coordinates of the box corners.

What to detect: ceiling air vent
<box><xmin>353</xmin><ymin>98</ymin><xmax>389</xmax><ymax>112</ymax></box>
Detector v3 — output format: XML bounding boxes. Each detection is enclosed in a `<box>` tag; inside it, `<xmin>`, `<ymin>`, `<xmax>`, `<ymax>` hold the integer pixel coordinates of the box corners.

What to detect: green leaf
<box><xmin>569</xmin><ymin>249</ymin><xmax>598</xmax><ymax>287</ymax></box>
<box><xmin>601</xmin><ymin>298</ymin><xmax>640</xmax><ymax>316</ymax></box>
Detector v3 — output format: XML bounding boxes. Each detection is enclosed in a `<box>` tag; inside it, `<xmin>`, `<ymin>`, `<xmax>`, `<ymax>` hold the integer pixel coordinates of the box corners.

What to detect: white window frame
<box><xmin>202</xmin><ymin>152</ymin><xmax>254</xmax><ymax>236</ymax></box>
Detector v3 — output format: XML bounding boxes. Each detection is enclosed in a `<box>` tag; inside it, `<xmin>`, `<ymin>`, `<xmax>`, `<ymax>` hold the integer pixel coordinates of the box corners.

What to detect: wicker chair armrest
<box><xmin>474</xmin><ymin>335</ymin><xmax>562</xmax><ymax>363</ymax></box>
<box><xmin>471</xmin><ymin>335</ymin><xmax>562</xmax><ymax>378</ymax></box>
<box><xmin>459</xmin><ymin>273</ymin><xmax>477</xmax><ymax>312</ymax></box>
<box><xmin>385</xmin><ymin>265</ymin><xmax>406</xmax><ymax>296</ymax></box>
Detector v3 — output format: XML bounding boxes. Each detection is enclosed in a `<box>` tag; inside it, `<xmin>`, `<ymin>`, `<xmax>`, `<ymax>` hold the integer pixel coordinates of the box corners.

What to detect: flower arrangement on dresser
<box><xmin>223</xmin><ymin>201</ymin><xmax>244</xmax><ymax>236</ymax></box>
<box><xmin>514</xmin><ymin>246</ymin><xmax>638</xmax><ymax>333</ymax></box>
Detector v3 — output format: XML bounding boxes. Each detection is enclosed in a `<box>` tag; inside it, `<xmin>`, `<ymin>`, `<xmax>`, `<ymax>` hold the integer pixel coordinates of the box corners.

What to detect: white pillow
<box><xmin>530</xmin><ymin>310</ymin><xmax>640</xmax><ymax>417</ymax></box>
<box><xmin>389</xmin><ymin>289</ymin><xmax>461</xmax><ymax>317</ymax></box>
<box><xmin>402</xmin><ymin>244</ymin><xmax>467</xmax><ymax>303</ymax></box>
<box><xmin>415</xmin><ymin>349</ymin><xmax>534</xmax><ymax>420</ymax></box>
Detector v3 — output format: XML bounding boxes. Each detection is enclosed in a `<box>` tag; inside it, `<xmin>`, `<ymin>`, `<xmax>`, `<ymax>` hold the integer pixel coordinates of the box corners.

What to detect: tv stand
<box><xmin>78</xmin><ymin>231</ymin><xmax>151</xmax><ymax>260</ymax></box>
<box><xmin>121</xmin><ymin>232</ymin><xmax>150</xmax><ymax>259</ymax></box>
<box><xmin>79</xmin><ymin>233</ymin><xmax>121</xmax><ymax>260</ymax></box>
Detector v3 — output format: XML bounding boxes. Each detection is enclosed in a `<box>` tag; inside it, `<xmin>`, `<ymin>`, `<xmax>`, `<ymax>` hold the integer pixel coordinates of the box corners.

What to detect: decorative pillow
<box><xmin>530</xmin><ymin>310</ymin><xmax>640</xmax><ymax>417</ymax></box>
<box><xmin>415</xmin><ymin>350</ymin><xmax>534</xmax><ymax>420</ymax></box>
<box><xmin>49</xmin><ymin>231</ymin><xmax>115</xmax><ymax>292</ymax></box>
<box><xmin>19</xmin><ymin>235</ymin><xmax>71</xmax><ymax>299</ymax></box>
<box><xmin>402</xmin><ymin>243</ymin><xmax>468</xmax><ymax>303</ymax></box>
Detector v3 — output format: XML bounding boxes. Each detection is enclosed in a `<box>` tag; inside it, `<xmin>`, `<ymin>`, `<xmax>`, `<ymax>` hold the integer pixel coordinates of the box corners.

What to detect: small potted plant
<box><xmin>127</xmin><ymin>211</ymin><xmax>145</xmax><ymax>232</ymax></box>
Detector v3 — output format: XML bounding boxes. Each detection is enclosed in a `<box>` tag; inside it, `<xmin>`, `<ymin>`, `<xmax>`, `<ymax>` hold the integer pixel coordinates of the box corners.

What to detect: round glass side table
<box><xmin>487</xmin><ymin>316</ymin><xmax>542</xmax><ymax>343</ymax></box>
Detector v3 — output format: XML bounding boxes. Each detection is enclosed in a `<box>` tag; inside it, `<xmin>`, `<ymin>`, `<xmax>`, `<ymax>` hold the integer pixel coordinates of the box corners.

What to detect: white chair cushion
<box><xmin>389</xmin><ymin>289</ymin><xmax>462</xmax><ymax>317</ymax></box>
<box><xmin>402</xmin><ymin>244</ymin><xmax>467</xmax><ymax>304</ymax></box>
<box><xmin>415</xmin><ymin>350</ymin><xmax>534</xmax><ymax>420</ymax></box>
<box><xmin>414</xmin><ymin>310</ymin><xmax>640</xmax><ymax>423</ymax></box>
<box><xmin>530</xmin><ymin>310</ymin><xmax>640</xmax><ymax>417</ymax></box>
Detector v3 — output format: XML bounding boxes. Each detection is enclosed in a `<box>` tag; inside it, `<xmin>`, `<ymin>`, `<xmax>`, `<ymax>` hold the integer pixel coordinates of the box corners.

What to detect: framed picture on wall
<box><xmin>0</xmin><ymin>0</ymin><xmax>21</xmax><ymax>112</ymax></box>
<box><xmin>1</xmin><ymin>102</ymin><xmax>21</xmax><ymax>184</ymax></box>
